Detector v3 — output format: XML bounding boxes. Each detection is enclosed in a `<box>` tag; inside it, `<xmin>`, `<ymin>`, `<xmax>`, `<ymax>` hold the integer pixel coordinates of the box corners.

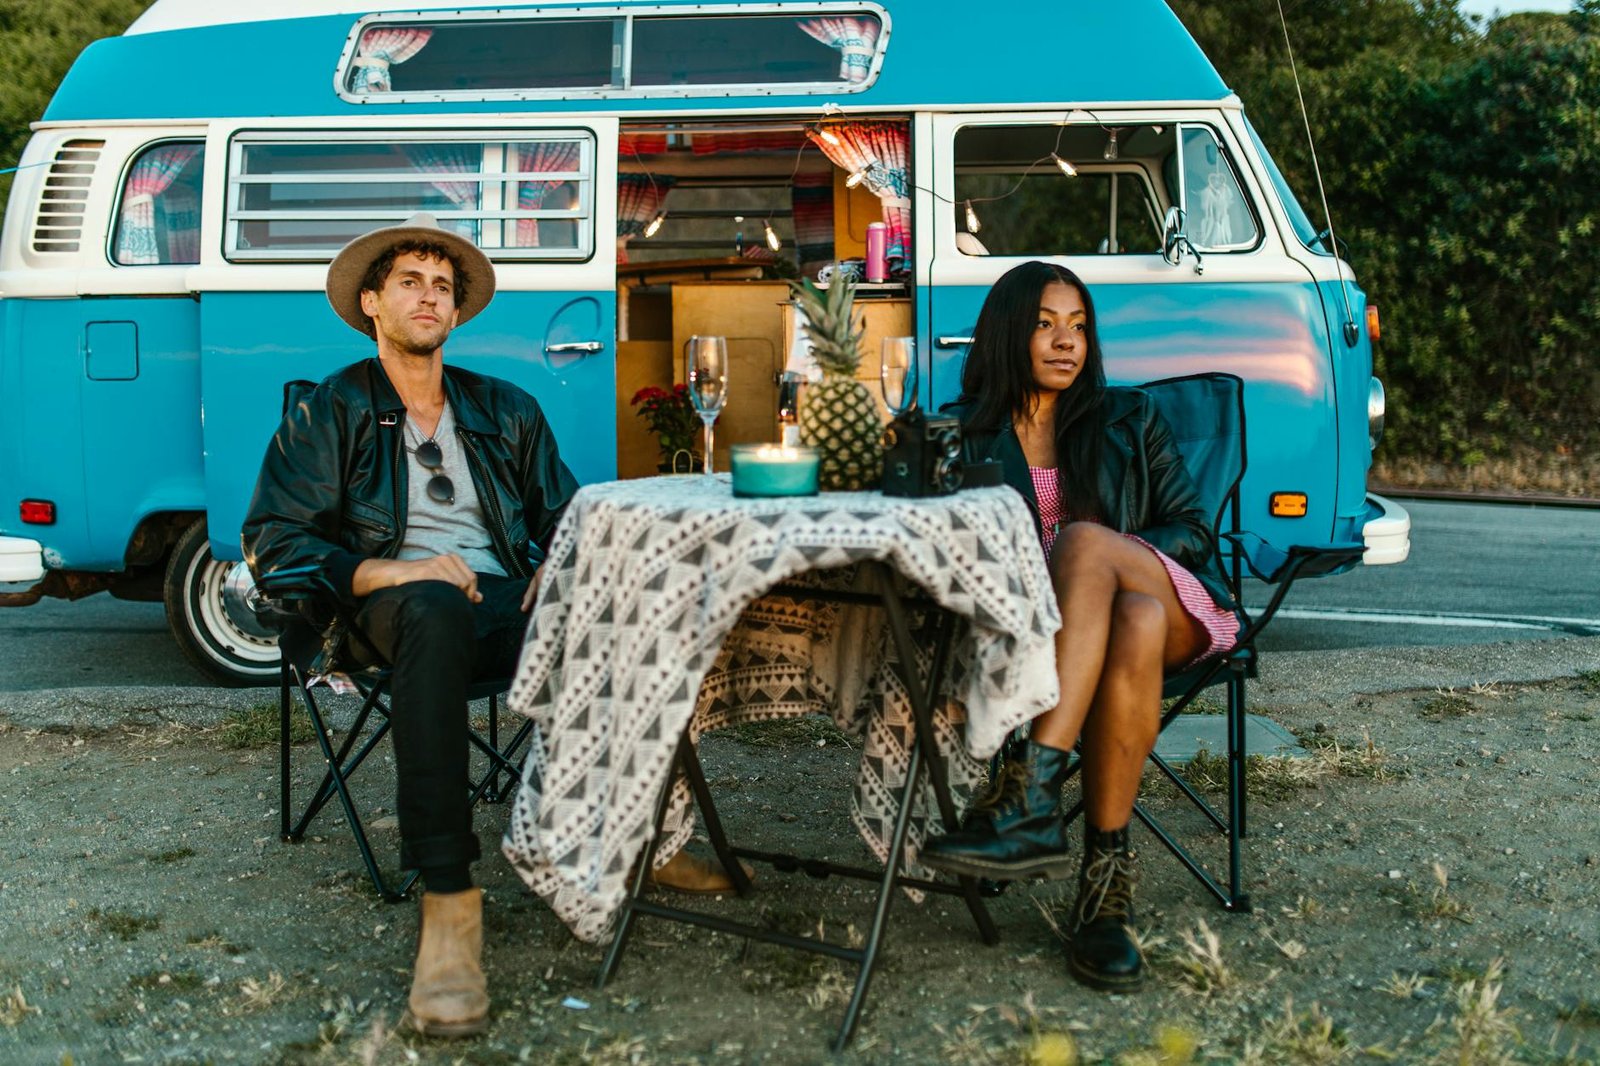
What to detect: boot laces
<box><xmin>1073</xmin><ymin>847</ymin><xmax>1137</xmax><ymax>928</ymax></box>
<box><xmin>972</xmin><ymin>756</ymin><xmax>1031</xmax><ymax>820</ymax></box>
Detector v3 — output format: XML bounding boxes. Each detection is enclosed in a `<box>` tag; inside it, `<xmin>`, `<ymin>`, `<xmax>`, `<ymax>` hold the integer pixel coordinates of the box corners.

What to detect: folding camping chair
<box><xmin>1057</xmin><ymin>371</ymin><xmax>1366</xmax><ymax>912</ymax></box>
<box><xmin>254</xmin><ymin>380</ymin><xmax>533</xmax><ymax>903</ymax></box>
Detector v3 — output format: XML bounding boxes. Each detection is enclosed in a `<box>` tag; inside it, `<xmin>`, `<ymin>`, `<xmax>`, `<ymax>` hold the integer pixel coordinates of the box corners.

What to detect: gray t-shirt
<box><xmin>397</xmin><ymin>402</ymin><xmax>507</xmax><ymax>577</ymax></box>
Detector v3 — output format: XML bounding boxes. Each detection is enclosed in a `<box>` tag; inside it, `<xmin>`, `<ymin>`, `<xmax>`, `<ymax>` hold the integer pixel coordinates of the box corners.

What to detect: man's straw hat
<box><xmin>325</xmin><ymin>211</ymin><xmax>496</xmax><ymax>337</ymax></box>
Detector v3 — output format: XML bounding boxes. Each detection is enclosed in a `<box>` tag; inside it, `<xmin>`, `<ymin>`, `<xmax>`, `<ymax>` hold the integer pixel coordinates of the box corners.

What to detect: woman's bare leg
<box><xmin>1030</xmin><ymin>523</ymin><xmax>1207</xmax><ymax>754</ymax></box>
<box><xmin>1081</xmin><ymin>591</ymin><xmax>1165</xmax><ymax>828</ymax></box>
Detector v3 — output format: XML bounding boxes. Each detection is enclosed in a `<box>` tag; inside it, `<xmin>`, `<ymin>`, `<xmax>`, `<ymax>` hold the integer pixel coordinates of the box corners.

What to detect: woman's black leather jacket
<box><xmin>945</xmin><ymin>387</ymin><xmax>1234</xmax><ymax>610</ymax></box>
<box><xmin>242</xmin><ymin>358</ymin><xmax>578</xmax><ymax>604</ymax></box>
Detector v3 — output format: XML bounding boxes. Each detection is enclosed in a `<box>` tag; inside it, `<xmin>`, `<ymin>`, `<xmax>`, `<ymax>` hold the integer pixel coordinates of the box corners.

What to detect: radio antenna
<box><xmin>1276</xmin><ymin>0</ymin><xmax>1359</xmax><ymax>346</ymax></box>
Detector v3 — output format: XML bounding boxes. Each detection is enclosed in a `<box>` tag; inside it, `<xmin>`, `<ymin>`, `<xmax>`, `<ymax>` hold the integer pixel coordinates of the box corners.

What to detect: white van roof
<box><xmin>126</xmin><ymin>0</ymin><xmax>467</xmax><ymax>34</ymax></box>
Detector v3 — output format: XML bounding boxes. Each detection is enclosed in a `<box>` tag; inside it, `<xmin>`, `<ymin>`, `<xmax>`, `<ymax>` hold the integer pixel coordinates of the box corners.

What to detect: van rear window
<box><xmin>225</xmin><ymin>133</ymin><xmax>594</xmax><ymax>262</ymax></box>
<box><xmin>337</xmin><ymin>7</ymin><xmax>885</xmax><ymax>101</ymax></box>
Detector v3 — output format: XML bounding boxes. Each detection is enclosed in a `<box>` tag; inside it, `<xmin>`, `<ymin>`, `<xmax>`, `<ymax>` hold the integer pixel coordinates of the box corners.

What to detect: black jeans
<box><xmin>352</xmin><ymin>574</ymin><xmax>528</xmax><ymax>874</ymax></box>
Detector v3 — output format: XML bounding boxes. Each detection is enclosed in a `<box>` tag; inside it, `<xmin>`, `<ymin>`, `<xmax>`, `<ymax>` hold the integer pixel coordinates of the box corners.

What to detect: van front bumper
<box><xmin>1361</xmin><ymin>493</ymin><xmax>1410</xmax><ymax>565</ymax></box>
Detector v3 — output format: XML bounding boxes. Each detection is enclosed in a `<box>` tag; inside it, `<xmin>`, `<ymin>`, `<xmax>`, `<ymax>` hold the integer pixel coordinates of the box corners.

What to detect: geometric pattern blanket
<box><xmin>501</xmin><ymin>475</ymin><xmax>1061</xmax><ymax>943</ymax></box>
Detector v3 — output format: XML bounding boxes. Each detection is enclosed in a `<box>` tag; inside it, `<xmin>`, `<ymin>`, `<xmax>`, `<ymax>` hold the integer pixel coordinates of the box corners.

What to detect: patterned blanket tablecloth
<box><xmin>502</xmin><ymin>475</ymin><xmax>1061</xmax><ymax>943</ymax></box>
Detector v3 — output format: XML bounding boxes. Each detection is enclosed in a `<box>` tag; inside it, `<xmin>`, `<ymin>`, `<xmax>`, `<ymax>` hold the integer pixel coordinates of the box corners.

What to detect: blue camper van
<box><xmin>0</xmin><ymin>0</ymin><xmax>1410</xmax><ymax>683</ymax></box>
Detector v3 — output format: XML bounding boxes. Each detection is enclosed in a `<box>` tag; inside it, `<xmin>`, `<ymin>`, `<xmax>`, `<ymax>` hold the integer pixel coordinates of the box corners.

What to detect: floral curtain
<box><xmin>615</xmin><ymin>173</ymin><xmax>674</xmax><ymax>264</ymax></box>
<box><xmin>514</xmin><ymin>142</ymin><xmax>582</xmax><ymax>248</ymax></box>
<box><xmin>115</xmin><ymin>143</ymin><xmax>202</xmax><ymax>265</ymax></box>
<box><xmin>350</xmin><ymin>28</ymin><xmax>433</xmax><ymax>93</ymax></box>
<box><xmin>402</xmin><ymin>143</ymin><xmax>480</xmax><ymax>241</ymax></box>
<box><xmin>798</xmin><ymin>17</ymin><xmax>880</xmax><ymax>84</ymax></box>
<box><xmin>806</xmin><ymin>121</ymin><xmax>910</xmax><ymax>268</ymax></box>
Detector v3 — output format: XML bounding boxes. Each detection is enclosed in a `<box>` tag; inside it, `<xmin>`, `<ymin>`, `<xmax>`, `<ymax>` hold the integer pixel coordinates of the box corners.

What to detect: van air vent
<box><xmin>31</xmin><ymin>139</ymin><xmax>105</xmax><ymax>254</ymax></box>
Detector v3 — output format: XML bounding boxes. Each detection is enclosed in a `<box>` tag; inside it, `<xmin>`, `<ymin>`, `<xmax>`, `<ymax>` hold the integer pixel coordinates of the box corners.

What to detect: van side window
<box><xmin>113</xmin><ymin>141</ymin><xmax>204</xmax><ymax>265</ymax></box>
<box><xmin>1178</xmin><ymin>127</ymin><xmax>1259</xmax><ymax>251</ymax></box>
<box><xmin>225</xmin><ymin>133</ymin><xmax>594</xmax><ymax>261</ymax></box>
<box><xmin>338</xmin><ymin>9</ymin><xmax>885</xmax><ymax>101</ymax></box>
<box><xmin>952</xmin><ymin>124</ymin><xmax>1171</xmax><ymax>256</ymax></box>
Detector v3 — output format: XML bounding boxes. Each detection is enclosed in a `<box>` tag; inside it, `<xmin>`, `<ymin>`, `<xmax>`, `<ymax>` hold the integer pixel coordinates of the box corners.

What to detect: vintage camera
<box><xmin>881</xmin><ymin>409</ymin><xmax>964</xmax><ymax>496</ymax></box>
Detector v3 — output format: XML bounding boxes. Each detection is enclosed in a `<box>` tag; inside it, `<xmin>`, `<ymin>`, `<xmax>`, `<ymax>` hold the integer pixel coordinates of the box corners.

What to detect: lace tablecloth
<box><xmin>502</xmin><ymin>475</ymin><xmax>1061</xmax><ymax>942</ymax></box>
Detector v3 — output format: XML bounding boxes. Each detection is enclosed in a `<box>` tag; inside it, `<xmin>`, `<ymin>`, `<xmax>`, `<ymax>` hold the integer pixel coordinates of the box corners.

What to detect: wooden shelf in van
<box><xmin>618</xmin><ymin>257</ymin><xmax>769</xmax><ymax>284</ymax></box>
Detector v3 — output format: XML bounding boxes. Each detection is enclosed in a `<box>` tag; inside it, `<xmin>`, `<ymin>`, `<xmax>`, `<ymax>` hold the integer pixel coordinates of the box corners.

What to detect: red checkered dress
<box><xmin>1030</xmin><ymin>467</ymin><xmax>1238</xmax><ymax>664</ymax></box>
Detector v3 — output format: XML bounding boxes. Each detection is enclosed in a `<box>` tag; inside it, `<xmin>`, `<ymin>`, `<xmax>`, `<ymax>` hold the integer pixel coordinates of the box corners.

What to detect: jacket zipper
<box><xmin>459</xmin><ymin>431</ymin><xmax>529</xmax><ymax>580</ymax></box>
<box><xmin>385</xmin><ymin>417</ymin><xmax>406</xmax><ymax>559</ymax></box>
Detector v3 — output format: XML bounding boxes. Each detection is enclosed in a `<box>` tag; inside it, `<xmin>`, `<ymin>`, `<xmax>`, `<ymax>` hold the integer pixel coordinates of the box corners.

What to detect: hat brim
<box><xmin>325</xmin><ymin>214</ymin><xmax>497</xmax><ymax>338</ymax></box>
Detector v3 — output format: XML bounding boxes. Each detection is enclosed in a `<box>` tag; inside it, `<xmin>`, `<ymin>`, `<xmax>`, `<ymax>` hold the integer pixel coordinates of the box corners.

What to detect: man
<box><xmin>243</xmin><ymin>213</ymin><xmax>577</xmax><ymax>1035</ymax></box>
<box><xmin>243</xmin><ymin>213</ymin><xmax>740</xmax><ymax>1037</ymax></box>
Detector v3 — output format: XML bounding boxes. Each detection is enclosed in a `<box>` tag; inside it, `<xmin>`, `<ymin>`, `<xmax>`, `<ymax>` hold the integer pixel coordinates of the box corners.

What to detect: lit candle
<box><xmin>730</xmin><ymin>443</ymin><xmax>821</xmax><ymax>498</ymax></box>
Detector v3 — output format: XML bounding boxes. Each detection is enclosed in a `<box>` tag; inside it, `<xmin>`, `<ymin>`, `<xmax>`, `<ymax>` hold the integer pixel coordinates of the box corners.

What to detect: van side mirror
<box><xmin>1162</xmin><ymin>206</ymin><xmax>1204</xmax><ymax>275</ymax></box>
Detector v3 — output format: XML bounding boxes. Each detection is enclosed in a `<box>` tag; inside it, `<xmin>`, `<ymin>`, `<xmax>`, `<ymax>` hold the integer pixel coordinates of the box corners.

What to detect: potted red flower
<box><xmin>630</xmin><ymin>384</ymin><xmax>701</xmax><ymax>473</ymax></box>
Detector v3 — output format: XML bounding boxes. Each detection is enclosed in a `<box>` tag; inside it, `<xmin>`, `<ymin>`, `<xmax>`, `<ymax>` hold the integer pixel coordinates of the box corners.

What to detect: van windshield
<box><xmin>1244</xmin><ymin>117</ymin><xmax>1326</xmax><ymax>253</ymax></box>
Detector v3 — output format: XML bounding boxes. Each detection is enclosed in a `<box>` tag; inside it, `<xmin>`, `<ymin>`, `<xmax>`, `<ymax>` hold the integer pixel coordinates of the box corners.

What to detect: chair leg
<box><xmin>279</xmin><ymin>663</ymin><xmax>293</xmax><ymax>841</ymax></box>
<box><xmin>1226</xmin><ymin>664</ymin><xmax>1250</xmax><ymax>911</ymax></box>
<box><xmin>677</xmin><ymin>737</ymin><xmax>753</xmax><ymax>896</ymax></box>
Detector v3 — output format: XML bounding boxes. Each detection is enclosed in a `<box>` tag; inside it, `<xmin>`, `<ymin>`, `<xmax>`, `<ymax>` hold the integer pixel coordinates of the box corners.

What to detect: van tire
<box><xmin>163</xmin><ymin>517</ymin><xmax>280</xmax><ymax>686</ymax></box>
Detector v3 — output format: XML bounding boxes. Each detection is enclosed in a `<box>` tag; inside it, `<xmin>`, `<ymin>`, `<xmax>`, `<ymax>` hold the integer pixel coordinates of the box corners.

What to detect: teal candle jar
<box><xmin>730</xmin><ymin>443</ymin><xmax>820</xmax><ymax>498</ymax></box>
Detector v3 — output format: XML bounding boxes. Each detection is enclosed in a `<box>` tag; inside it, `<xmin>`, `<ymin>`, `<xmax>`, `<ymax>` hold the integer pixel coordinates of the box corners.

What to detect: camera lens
<box><xmin>933</xmin><ymin>458</ymin><xmax>963</xmax><ymax>493</ymax></box>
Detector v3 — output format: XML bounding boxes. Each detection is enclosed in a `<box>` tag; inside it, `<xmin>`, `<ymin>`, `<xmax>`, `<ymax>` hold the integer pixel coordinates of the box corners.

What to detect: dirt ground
<box><xmin>2</xmin><ymin>668</ymin><xmax>1598</xmax><ymax>1065</ymax></box>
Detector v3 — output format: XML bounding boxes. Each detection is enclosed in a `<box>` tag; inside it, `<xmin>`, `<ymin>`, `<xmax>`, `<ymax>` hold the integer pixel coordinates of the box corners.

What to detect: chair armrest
<box><xmin>1222</xmin><ymin>534</ymin><xmax>1366</xmax><ymax>649</ymax></box>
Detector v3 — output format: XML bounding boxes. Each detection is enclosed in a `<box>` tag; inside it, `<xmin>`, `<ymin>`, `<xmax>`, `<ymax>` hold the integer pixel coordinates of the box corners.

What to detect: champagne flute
<box><xmin>685</xmin><ymin>335</ymin><xmax>728</xmax><ymax>475</ymax></box>
<box><xmin>880</xmin><ymin>337</ymin><xmax>918</xmax><ymax>417</ymax></box>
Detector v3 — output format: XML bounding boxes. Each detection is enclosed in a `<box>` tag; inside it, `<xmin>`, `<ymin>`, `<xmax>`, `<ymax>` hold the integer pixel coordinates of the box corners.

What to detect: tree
<box><xmin>0</xmin><ymin>1</ymin><xmax>152</xmax><ymax>205</ymax></box>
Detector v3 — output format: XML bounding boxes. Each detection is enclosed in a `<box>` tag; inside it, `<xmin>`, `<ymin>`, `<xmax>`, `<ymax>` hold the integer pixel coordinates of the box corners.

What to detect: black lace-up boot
<box><xmin>919</xmin><ymin>739</ymin><xmax>1075</xmax><ymax>881</ymax></box>
<box><xmin>1065</xmin><ymin>823</ymin><xmax>1143</xmax><ymax>991</ymax></box>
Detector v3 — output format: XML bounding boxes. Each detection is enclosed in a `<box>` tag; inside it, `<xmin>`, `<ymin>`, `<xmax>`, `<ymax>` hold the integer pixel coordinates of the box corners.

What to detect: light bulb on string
<box><xmin>1051</xmin><ymin>153</ymin><xmax>1078</xmax><ymax>178</ymax></box>
<box><xmin>764</xmin><ymin>219</ymin><xmax>781</xmax><ymax>252</ymax></box>
<box><xmin>817</xmin><ymin>126</ymin><xmax>843</xmax><ymax>147</ymax></box>
<box><xmin>643</xmin><ymin>212</ymin><xmax>666</xmax><ymax>238</ymax></box>
<box><xmin>845</xmin><ymin>162</ymin><xmax>875</xmax><ymax>189</ymax></box>
<box><xmin>964</xmin><ymin>199</ymin><xmax>982</xmax><ymax>234</ymax></box>
<box><xmin>1102</xmin><ymin>128</ymin><xmax>1119</xmax><ymax>161</ymax></box>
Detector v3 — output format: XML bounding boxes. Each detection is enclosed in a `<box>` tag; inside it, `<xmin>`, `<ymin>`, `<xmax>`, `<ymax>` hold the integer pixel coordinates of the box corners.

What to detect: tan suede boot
<box><xmin>407</xmin><ymin>888</ymin><xmax>488</xmax><ymax>1037</ymax></box>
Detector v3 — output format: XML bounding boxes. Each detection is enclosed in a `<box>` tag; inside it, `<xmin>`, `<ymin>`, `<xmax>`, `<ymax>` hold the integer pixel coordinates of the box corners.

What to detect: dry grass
<box><xmin>1372</xmin><ymin>451</ymin><xmax>1600</xmax><ymax>498</ymax></box>
<box><xmin>219</xmin><ymin>701</ymin><xmax>313</xmax><ymax>749</ymax></box>
<box><xmin>231</xmin><ymin>971</ymin><xmax>289</xmax><ymax>1014</ymax></box>
<box><xmin>1240</xmin><ymin>998</ymin><xmax>1355</xmax><ymax>1064</ymax></box>
<box><xmin>0</xmin><ymin>985</ymin><xmax>39</xmax><ymax>1027</ymax></box>
<box><xmin>1425</xmin><ymin>958</ymin><xmax>1519</xmax><ymax>1066</ymax></box>
<box><xmin>1419</xmin><ymin>689</ymin><xmax>1477</xmax><ymax>720</ymax></box>
<box><xmin>1379</xmin><ymin>972</ymin><xmax>1433</xmax><ymax>1000</ymax></box>
<box><xmin>1171</xmin><ymin>919</ymin><xmax>1233</xmax><ymax>998</ymax></box>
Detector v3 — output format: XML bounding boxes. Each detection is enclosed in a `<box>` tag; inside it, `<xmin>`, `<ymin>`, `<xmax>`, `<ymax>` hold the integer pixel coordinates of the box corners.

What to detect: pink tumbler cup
<box><xmin>865</xmin><ymin>221</ymin><xmax>888</xmax><ymax>283</ymax></box>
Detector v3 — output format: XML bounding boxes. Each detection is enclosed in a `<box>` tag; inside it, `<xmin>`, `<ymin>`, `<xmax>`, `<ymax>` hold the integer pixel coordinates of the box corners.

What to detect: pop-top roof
<box><xmin>49</xmin><ymin>0</ymin><xmax>1230</xmax><ymax>121</ymax></box>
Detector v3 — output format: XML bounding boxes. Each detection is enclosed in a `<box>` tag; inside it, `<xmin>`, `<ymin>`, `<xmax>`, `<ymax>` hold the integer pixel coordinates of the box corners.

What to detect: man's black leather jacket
<box><xmin>945</xmin><ymin>387</ymin><xmax>1233</xmax><ymax>610</ymax></box>
<box><xmin>242</xmin><ymin>358</ymin><xmax>578</xmax><ymax>604</ymax></box>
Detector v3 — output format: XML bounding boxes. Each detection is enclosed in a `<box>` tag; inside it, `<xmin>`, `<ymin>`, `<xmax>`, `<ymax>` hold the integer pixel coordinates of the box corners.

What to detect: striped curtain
<box><xmin>798</xmin><ymin>17</ymin><xmax>881</xmax><ymax>84</ymax></box>
<box><xmin>615</xmin><ymin>173</ymin><xmax>674</xmax><ymax>263</ymax></box>
<box><xmin>115</xmin><ymin>143</ymin><xmax>202</xmax><ymax>265</ymax></box>
<box><xmin>515</xmin><ymin>142</ymin><xmax>583</xmax><ymax>248</ymax></box>
<box><xmin>402</xmin><ymin>143</ymin><xmax>480</xmax><ymax>242</ymax></box>
<box><xmin>806</xmin><ymin>122</ymin><xmax>910</xmax><ymax>269</ymax></box>
<box><xmin>790</xmin><ymin>171</ymin><xmax>835</xmax><ymax>278</ymax></box>
<box><xmin>351</xmin><ymin>28</ymin><xmax>433</xmax><ymax>93</ymax></box>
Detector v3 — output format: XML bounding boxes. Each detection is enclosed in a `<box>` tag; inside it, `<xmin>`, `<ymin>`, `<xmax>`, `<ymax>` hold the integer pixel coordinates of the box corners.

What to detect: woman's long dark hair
<box><xmin>956</xmin><ymin>261</ymin><xmax>1107</xmax><ymax>520</ymax></box>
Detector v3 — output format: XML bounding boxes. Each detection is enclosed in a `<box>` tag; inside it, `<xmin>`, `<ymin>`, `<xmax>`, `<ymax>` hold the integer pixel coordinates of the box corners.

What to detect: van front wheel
<box><xmin>163</xmin><ymin>518</ymin><xmax>280</xmax><ymax>686</ymax></box>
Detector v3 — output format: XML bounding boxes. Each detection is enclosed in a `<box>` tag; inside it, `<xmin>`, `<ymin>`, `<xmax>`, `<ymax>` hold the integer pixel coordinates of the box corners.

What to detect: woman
<box><xmin>920</xmin><ymin>261</ymin><xmax>1239</xmax><ymax>992</ymax></box>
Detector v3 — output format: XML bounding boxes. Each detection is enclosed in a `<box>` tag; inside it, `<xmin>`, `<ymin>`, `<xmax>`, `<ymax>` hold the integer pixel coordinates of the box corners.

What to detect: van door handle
<box><xmin>544</xmin><ymin>340</ymin><xmax>604</xmax><ymax>354</ymax></box>
<box><xmin>935</xmin><ymin>335</ymin><xmax>975</xmax><ymax>348</ymax></box>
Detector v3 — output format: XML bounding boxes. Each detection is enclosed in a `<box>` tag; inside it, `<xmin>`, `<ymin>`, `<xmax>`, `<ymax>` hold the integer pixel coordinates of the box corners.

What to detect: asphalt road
<box><xmin>0</xmin><ymin>498</ymin><xmax>1596</xmax><ymax>691</ymax></box>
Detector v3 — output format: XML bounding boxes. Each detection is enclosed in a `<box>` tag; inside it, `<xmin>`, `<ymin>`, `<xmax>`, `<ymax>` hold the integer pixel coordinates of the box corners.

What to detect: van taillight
<box><xmin>20</xmin><ymin>500</ymin><xmax>55</xmax><ymax>525</ymax></box>
<box><xmin>1367</xmin><ymin>305</ymin><xmax>1381</xmax><ymax>344</ymax></box>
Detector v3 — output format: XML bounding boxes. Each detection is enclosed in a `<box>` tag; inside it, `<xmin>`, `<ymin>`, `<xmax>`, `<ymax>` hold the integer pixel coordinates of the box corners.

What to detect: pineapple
<box><xmin>787</xmin><ymin>274</ymin><xmax>885</xmax><ymax>491</ymax></box>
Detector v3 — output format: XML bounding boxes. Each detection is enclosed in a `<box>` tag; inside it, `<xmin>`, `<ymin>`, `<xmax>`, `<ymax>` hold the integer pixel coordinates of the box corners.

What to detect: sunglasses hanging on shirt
<box><xmin>412</xmin><ymin>437</ymin><xmax>455</xmax><ymax>505</ymax></box>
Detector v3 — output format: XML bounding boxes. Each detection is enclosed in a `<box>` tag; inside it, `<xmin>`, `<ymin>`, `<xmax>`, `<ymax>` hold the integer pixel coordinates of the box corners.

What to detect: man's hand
<box><xmin>353</xmin><ymin>554</ymin><xmax>482</xmax><ymax>603</ymax></box>
<box><xmin>521</xmin><ymin>563</ymin><xmax>546</xmax><ymax>612</ymax></box>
